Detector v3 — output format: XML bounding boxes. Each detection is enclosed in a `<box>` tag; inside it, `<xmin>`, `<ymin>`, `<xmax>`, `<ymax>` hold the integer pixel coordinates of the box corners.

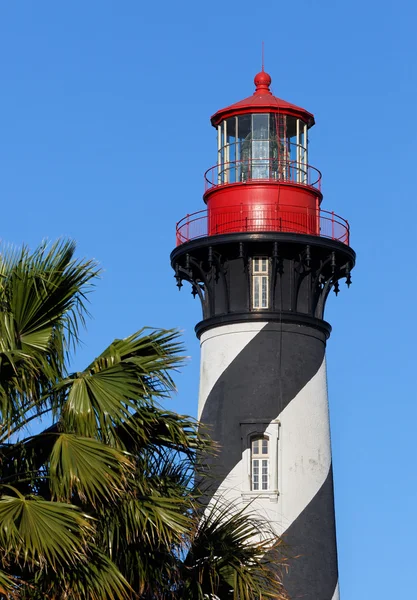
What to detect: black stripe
<box><xmin>271</xmin><ymin>466</ymin><xmax>338</xmax><ymax>600</ymax></box>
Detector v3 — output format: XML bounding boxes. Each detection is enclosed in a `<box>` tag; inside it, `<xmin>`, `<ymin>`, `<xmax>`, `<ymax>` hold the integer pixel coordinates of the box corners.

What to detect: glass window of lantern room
<box><xmin>237</xmin><ymin>115</ymin><xmax>251</xmax><ymax>182</ymax></box>
<box><xmin>283</xmin><ymin>116</ymin><xmax>297</xmax><ymax>185</ymax></box>
<box><xmin>251</xmin><ymin>114</ymin><xmax>270</xmax><ymax>179</ymax></box>
<box><xmin>252</xmin><ymin>257</ymin><xmax>269</xmax><ymax>309</ymax></box>
<box><xmin>217</xmin><ymin>124</ymin><xmax>222</xmax><ymax>184</ymax></box>
<box><xmin>271</xmin><ymin>115</ymin><xmax>291</xmax><ymax>181</ymax></box>
<box><xmin>292</xmin><ymin>118</ymin><xmax>308</xmax><ymax>184</ymax></box>
<box><xmin>251</xmin><ymin>436</ymin><xmax>270</xmax><ymax>491</ymax></box>
<box><xmin>226</xmin><ymin>117</ymin><xmax>237</xmax><ymax>183</ymax></box>
<box><xmin>217</xmin><ymin>124</ymin><xmax>225</xmax><ymax>185</ymax></box>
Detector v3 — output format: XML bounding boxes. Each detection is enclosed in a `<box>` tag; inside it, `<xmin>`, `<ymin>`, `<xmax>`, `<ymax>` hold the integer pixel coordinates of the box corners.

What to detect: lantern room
<box><xmin>175</xmin><ymin>71</ymin><xmax>350</xmax><ymax>246</ymax></box>
<box><xmin>212</xmin><ymin>104</ymin><xmax>310</xmax><ymax>187</ymax></box>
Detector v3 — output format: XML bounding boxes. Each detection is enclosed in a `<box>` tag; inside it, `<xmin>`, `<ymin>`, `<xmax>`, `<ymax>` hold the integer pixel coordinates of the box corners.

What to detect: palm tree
<box><xmin>0</xmin><ymin>240</ymin><xmax>288</xmax><ymax>599</ymax></box>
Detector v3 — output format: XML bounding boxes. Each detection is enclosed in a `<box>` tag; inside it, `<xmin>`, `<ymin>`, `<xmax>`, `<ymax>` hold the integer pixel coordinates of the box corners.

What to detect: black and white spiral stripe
<box><xmin>198</xmin><ymin>321</ymin><xmax>339</xmax><ymax>600</ymax></box>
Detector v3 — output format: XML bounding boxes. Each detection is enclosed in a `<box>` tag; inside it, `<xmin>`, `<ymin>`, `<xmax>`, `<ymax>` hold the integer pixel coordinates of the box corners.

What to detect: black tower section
<box><xmin>171</xmin><ymin>231</ymin><xmax>355</xmax><ymax>338</ymax></box>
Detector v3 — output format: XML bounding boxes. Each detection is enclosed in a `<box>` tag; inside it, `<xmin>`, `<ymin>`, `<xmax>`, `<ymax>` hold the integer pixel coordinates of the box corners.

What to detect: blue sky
<box><xmin>1</xmin><ymin>1</ymin><xmax>416</xmax><ymax>597</ymax></box>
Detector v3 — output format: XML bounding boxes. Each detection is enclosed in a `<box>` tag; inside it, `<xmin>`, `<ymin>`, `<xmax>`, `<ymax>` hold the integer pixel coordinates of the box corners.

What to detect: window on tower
<box><xmin>251</xmin><ymin>436</ymin><xmax>270</xmax><ymax>491</ymax></box>
<box><xmin>252</xmin><ymin>257</ymin><xmax>269</xmax><ymax>309</ymax></box>
<box><xmin>240</xmin><ymin>421</ymin><xmax>279</xmax><ymax>501</ymax></box>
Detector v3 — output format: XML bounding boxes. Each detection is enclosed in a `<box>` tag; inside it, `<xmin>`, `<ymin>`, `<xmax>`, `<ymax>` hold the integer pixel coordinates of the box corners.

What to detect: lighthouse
<box><xmin>170</xmin><ymin>70</ymin><xmax>355</xmax><ymax>600</ymax></box>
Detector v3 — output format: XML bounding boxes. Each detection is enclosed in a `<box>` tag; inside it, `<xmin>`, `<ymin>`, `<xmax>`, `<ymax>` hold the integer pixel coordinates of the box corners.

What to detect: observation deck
<box><xmin>176</xmin><ymin>204</ymin><xmax>349</xmax><ymax>246</ymax></box>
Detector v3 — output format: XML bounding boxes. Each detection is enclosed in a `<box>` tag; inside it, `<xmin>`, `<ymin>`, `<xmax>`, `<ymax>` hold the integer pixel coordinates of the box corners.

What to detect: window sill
<box><xmin>241</xmin><ymin>490</ymin><xmax>279</xmax><ymax>503</ymax></box>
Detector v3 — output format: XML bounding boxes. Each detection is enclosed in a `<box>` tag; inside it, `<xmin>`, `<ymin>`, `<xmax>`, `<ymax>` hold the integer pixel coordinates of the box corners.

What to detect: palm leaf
<box><xmin>182</xmin><ymin>499</ymin><xmax>289</xmax><ymax>600</ymax></box>
<box><xmin>22</xmin><ymin>549</ymin><xmax>133</xmax><ymax>600</ymax></box>
<box><xmin>49</xmin><ymin>434</ymin><xmax>133</xmax><ymax>505</ymax></box>
<box><xmin>0</xmin><ymin>488</ymin><xmax>94</xmax><ymax>569</ymax></box>
<box><xmin>58</xmin><ymin>329</ymin><xmax>185</xmax><ymax>438</ymax></box>
<box><xmin>0</xmin><ymin>569</ymin><xmax>17</xmax><ymax>597</ymax></box>
<box><xmin>5</xmin><ymin>239</ymin><xmax>98</xmax><ymax>343</ymax></box>
<box><xmin>0</xmin><ymin>239</ymin><xmax>99</xmax><ymax>437</ymax></box>
<box><xmin>103</xmin><ymin>492</ymin><xmax>190</xmax><ymax>553</ymax></box>
<box><xmin>118</xmin><ymin>407</ymin><xmax>208</xmax><ymax>461</ymax></box>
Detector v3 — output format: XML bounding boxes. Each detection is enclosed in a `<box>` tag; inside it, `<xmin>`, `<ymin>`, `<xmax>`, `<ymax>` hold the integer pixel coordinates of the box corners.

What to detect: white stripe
<box><xmin>332</xmin><ymin>582</ymin><xmax>340</xmax><ymax>600</ymax></box>
<box><xmin>278</xmin><ymin>358</ymin><xmax>331</xmax><ymax>532</ymax></box>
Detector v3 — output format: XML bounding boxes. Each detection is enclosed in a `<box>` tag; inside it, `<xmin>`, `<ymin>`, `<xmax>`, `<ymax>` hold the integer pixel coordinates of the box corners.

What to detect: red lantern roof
<box><xmin>210</xmin><ymin>71</ymin><xmax>315</xmax><ymax>128</ymax></box>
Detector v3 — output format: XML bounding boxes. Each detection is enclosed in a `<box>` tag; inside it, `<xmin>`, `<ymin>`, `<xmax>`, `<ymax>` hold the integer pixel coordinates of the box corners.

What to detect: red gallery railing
<box><xmin>204</xmin><ymin>158</ymin><xmax>322</xmax><ymax>192</ymax></box>
<box><xmin>176</xmin><ymin>204</ymin><xmax>350</xmax><ymax>246</ymax></box>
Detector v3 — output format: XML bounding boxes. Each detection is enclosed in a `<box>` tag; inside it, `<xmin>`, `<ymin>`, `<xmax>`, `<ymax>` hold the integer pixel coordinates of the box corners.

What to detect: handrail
<box><xmin>218</xmin><ymin>140</ymin><xmax>307</xmax><ymax>155</ymax></box>
<box><xmin>204</xmin><ymin>157</ymin><xmax>322</xmax><ymax>192</ymax></box>
<box><xmin>175</xmin><ymin>204</ymin><xmax>349</xmax><ymax>246</ymax></box>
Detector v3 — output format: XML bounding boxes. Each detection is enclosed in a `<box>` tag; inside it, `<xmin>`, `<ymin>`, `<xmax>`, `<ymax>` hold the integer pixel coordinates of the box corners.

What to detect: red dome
<box><xmin>254</xmin><ymin>70</ymin><xmax>272</xmax><ymax>90</ymax></box>
<box><xmin>210</xmin><ymin>71</ymin><xmax>315</xmax><ymax>128</ymax></box>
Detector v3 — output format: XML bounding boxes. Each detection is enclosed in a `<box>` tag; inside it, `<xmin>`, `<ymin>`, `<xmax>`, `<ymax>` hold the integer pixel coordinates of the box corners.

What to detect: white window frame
<box><xmin>252</xmin><ymin>257</ymin><xmax>269</xmax><ymax>309</ymax></box>
<box><xmin>240</xmin><ymin>420</ymin><xmax>280</xmax><ymax>502</ymax></box>
<box><xmin>251</xmin><ymin>436</ymin><xmax>270</xmax><ymax>491</ymax></box>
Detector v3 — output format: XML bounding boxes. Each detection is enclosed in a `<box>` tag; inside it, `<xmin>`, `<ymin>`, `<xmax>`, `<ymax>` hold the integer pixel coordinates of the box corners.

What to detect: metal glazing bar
<box><xmin>217</xmin><ymin>125</ymin><xmax>222</xmax><ymax>185</ymax></box>
<box><xmin>304</xmin><ymin>123</ymin><xmax>308</xmax><ymax>184</ymax></box>
<box><xmin>296</xmin><ymin>119</ymin><xmax>300</xmax><ymax>183</ymax></box>
<box><xmin>234</xmin><ymin>116</ymin><xmax>238</xmax><ymax>183</ymax></box>
<box><xmin>223</xmin><ymin>120</ymin><xmax>228</xmax><ymax>183</ymax></box>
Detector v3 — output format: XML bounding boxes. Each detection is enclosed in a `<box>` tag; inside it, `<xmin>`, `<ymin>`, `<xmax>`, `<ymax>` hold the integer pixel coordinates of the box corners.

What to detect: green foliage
<box><xmin>0</xmin><ymin>240</ymin><xmax>288</xmax><ymax>599</ymax></box>
<box><xmin>180</xmin><ymin>500</ymin><xmax>289</xmax><ymax>600</ymax></box>
<box><xmin>0</xmin><ymin>489</ymin><xmax>93</xmax><ymax>569</ymax></box>
<box><xmin>49</xmin><ymin>434</ymin><xmax>132</xmax><ymax>504</ymax></box>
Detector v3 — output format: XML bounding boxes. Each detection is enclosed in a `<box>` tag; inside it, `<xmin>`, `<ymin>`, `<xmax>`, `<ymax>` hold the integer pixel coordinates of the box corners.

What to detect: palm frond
<box><xmin>118</xmin><ymin>407</ymin><xmax>209</xmax><ymax>460</ymax></box>
<box><xmin>0</xmin><ymin>569</ymin><xmax>17</xmax><ymax>597</ymax></box>
<box><xmin>49</xmin><ymin>434</ymin><xmax>133</xmax><ymax>505</ymax></box>
<box><xmin>0</xmin><ymin>487</ymin><xmax>94</xmax><ymax>569</ymax></box>
<box><xmin>58</xmin><ymin>329</ymin><xmax>186</xmax><ymax>438</ymax></box>
<box><xmin>23</xmin><ymin>549</ymin><xmax>133</xmax><ymax>600</ymax></box>
<box><xmin>0</xmin><ymin>239</ymin><xmax>99</xmax><ymax>436</ymax></box>
<box><xmin>107</xmin><ymin>492</ymin><xmax>190</xmax><ymax>549</ymax></box>
<box><xmin>181</xmin><ymin>499</ymin><xmax>289</xmax><ymax>600</ymax></box>
<box><xmin>5</xmin><ymin>239</ymin><xmax>98</xmax><ymax>345</ymax></box>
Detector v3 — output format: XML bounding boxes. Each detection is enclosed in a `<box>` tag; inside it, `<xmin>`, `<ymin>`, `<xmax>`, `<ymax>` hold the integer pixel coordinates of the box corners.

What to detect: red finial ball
<box><xmin>254</xmin><ymin>71</ymin><xmax>272</xmax><ymax>94</ymax></box>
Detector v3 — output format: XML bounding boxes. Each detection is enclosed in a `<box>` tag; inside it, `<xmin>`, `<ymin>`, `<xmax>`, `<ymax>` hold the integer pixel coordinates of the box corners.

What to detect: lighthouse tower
<box><xmin>170</xmin><ymin>70</ymin><xmax>355</xmax><ymax>600</ymax></box>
